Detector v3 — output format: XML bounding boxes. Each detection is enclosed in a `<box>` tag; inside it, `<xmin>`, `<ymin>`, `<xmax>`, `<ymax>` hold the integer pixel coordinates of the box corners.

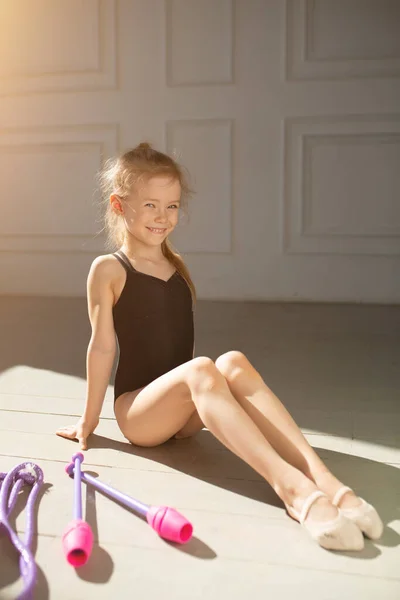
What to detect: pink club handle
<box><xmin>62</xmin><ymin>519</ymin><xmax>94</xmax><ymax>567</ymax></box>
<box><xmin>146</xmin><ymin>506</ymin><xmax>193</xmax><ymax>544</ymax></box>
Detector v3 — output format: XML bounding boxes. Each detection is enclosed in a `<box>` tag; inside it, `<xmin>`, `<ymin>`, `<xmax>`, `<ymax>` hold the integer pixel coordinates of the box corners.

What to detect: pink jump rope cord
<box><xmin>65</xmin><ymin>454</ymin><xmax>193</xmax><ymax>544</ymax></box>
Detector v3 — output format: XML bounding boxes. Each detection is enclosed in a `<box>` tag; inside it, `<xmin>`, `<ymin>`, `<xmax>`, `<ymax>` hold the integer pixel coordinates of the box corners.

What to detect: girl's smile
<box><xmin>146</xmin><ymin>227</ymin><xmax>168</xmax><ymax>235</ymax></box>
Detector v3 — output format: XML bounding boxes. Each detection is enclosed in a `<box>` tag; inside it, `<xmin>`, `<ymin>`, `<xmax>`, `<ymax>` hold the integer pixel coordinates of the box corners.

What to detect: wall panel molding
<box><xmin>285</xmin><ymin>0</ymin><xmax>400</xmax><ymax>80</ymax></box>
<box><xmin>283</xmin><ymin>114</ymin><xmax>400</xmax><ymax>256</ymax></box>
<box><xmin>0</xmin><ymin>124</ymin><xmax>118</xmax><ymax>253</ymax></box>
<box><xmin>166</xmin><ymin>0</ymin><xmax>234</xmax><ymax>86</ymax></box>
<box><xmin>0</xmin><ymin>0</ymin><xmax>117</xmax><ymax>96</ymax></box>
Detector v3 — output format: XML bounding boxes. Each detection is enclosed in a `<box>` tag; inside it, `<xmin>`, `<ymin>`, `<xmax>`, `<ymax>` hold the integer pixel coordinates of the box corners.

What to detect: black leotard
<box><xmin>112</xmin><ymin>250</ymin><xmax>194</xmax><ymax>402</ymax></box>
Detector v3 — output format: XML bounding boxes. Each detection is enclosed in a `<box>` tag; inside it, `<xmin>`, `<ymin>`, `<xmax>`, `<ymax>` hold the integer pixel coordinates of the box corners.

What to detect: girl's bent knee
<box><xmin>215</xmin><ymin>350</ymin><xmax>249</xmax><ymax>379</ymax></box>
<box><xmin>186</xmin><ymin>356</ymin><xmax>223</xmax><ymax>394</ymax></box>
<box><xmin>190</xmin><ymin>356</ymin><xmax>214</xmax><ymax>370</ymax></box>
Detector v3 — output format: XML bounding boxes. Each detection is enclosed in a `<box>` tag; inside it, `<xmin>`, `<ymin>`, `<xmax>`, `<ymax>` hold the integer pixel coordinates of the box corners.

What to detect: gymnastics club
<box><xmin>62</xmin><ymin>453</ymin><xmax>94</xmax><ymax>566</ymax></box>
<box><xmin>65</xmin><ymin>455</ymin><xmax>193</xmax><ymax>544</ymax></box>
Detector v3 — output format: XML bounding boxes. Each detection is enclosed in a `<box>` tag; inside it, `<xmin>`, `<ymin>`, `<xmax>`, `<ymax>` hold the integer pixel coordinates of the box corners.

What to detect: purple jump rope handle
<box><xmin>66</xmin><ymin>466</ymin><xmax>193</xmax><ymax>544</ymax></box>
<box><xmin>62</xmin><ymin>453</ymin><xmax>93</xmax><ymax>567</ymax></box>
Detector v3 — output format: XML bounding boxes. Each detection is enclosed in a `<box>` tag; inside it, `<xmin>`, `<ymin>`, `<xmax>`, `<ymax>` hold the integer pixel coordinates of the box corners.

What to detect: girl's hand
<box><xmin>55</xmin><ymin>417</ymin><xmax>99</xmax><ymax>450</ymax></box>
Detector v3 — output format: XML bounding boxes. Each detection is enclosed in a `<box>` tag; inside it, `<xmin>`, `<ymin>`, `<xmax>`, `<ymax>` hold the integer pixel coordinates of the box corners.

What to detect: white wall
<box><xmin>0</xmin><ymin>0</ymin><xmax>399</xmax><ymax>302</ymax></box>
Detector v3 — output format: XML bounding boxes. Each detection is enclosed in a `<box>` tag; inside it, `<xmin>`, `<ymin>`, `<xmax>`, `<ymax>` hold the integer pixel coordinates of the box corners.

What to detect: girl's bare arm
<box><xmin>83</xmin><ymin>256</ymin><xmax>117</xmax><ymax>423</ymax></box>
<box><xmin>56</xmin><ymin>256</ymin><xmax>117</xmax><ymax>448</ymax></box>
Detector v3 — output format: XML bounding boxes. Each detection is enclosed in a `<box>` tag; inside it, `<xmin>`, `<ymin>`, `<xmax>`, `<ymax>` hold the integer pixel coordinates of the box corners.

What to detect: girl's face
<box><xmin>114</xmin><ymin>175</ymin><xmax>181</xmax><ymax>246</ymax></box>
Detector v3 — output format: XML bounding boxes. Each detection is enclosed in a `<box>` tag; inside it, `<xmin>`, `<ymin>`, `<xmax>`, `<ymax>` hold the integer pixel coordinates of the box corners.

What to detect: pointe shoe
<box><xmin>288</xmin><ymin>490</ymin><xmax>364</xmax><ymax>551</ymax></box>
<box><xmin>332</xmin><ymin>486</ymin><xmax>384</xmax><ymax>541</ymax></box>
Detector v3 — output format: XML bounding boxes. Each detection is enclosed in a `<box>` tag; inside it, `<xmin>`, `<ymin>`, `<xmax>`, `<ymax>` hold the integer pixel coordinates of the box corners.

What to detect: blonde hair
<box><xmin>99</xmin><ymin>142</ymin><xmax>196</xmax><ymax>303</ymax></box>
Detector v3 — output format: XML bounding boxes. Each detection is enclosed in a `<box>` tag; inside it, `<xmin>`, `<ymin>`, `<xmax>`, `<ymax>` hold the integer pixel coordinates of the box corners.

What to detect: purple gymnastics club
<box><xmin>62</xmin><ymin>453</ymin><xmax>93</xmax><ymax>567</ymax></box>
<box><xmin>0</xmin><ymin>462</ymin><xmax>43</xmax><ymax>600</ymax></box>
<box><xmin>65</xmin><ymin>457</ymin><xmax>193</xmax><ymax>544</ymax></box>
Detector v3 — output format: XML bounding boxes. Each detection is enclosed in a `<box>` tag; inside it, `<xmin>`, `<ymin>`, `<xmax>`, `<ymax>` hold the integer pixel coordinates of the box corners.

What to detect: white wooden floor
<box><xmin>0</xmin><ymin>299</ymin><xmax>399</xmax><ymax>600</ymax></box>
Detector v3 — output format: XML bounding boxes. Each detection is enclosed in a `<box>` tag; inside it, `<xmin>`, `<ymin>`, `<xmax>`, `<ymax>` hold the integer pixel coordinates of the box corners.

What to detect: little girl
<box><xmin>56</xmin><ymin>143</ymin><xmax>383</xmax><ymax>551</ymax></box>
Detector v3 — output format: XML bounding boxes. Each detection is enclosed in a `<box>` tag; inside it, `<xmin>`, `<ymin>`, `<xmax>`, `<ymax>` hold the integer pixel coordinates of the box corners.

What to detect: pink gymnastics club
<box><xmin>62</xmin><ymin>453</ymin><xmax>94</xmax><ymax>567</ymax></box>
<box><xmin>65</xmin><ymin>456</ymin><xmax>193</xmax><ymax>544</ymax></box>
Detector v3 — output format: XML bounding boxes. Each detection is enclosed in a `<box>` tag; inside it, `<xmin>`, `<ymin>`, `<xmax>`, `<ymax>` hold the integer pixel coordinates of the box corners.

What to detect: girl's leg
<box><xmin>115</xmin><ymin>357</ymin><xmax>342</xmax><ymax>526</ymax></box>
<box><xmin>214</xmin><ymin>351</ymin><xmax>362</xmax><ymax>509</ymax></box>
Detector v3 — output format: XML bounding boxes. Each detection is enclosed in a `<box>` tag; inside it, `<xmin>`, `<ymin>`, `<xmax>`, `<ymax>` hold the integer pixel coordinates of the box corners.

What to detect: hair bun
<box><xmin>137</xmin><ymin>142</ymin><xmax>152</xmax><ymax>150</ymax></box>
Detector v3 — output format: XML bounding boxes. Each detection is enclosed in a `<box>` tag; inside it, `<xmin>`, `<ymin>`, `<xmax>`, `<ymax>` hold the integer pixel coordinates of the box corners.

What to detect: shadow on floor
<box><xmin>1</xmin><ymin>297</ymin><xmax>400</xmax><ymax>447</ymax></box>
<box><xmin>0</xmin><ymin>292</ymin><xmax>399</xmax><ymax>600</ymax></box>
<box><xmin>1</xmin><ymin>431</ymin><xmax>399</xmax><ymax>595</ymax></box>
<box><xmin>84</xmin><ymin>431</ymin><xmax>400</xmax><ymax>551</ymax></box>
<box><xmin>82</xmin><ymin>470</ymin><xmax>217</xmax><ymax>570</ymax></box>
<box><xmin>0</xmin><ymin>297</ymin><xmax>91</xmax><ymax>382</ymax></box>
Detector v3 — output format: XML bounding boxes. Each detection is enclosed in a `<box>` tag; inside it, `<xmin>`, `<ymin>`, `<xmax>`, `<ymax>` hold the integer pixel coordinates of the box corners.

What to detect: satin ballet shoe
<box><xmin>332</xmin><ymin>486</ymin><xmax>384</xmax><ymax>541</ymax></box>
<box><xmin>287</xmin><ymin>490</ymin><xmax>364</xmax><ymax>551</ymax></box>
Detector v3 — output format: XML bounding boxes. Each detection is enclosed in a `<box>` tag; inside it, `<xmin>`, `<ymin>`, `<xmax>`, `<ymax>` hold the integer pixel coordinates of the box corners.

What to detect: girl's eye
<box><xmin>169</xmin><ymin>204</ymin><xmax>179</xmax><ymax>209</ymax></box>
<box><xmin>145</xmin><ymin>203</ymin><xmax>155</xmax><ymax>208</ymax></box>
